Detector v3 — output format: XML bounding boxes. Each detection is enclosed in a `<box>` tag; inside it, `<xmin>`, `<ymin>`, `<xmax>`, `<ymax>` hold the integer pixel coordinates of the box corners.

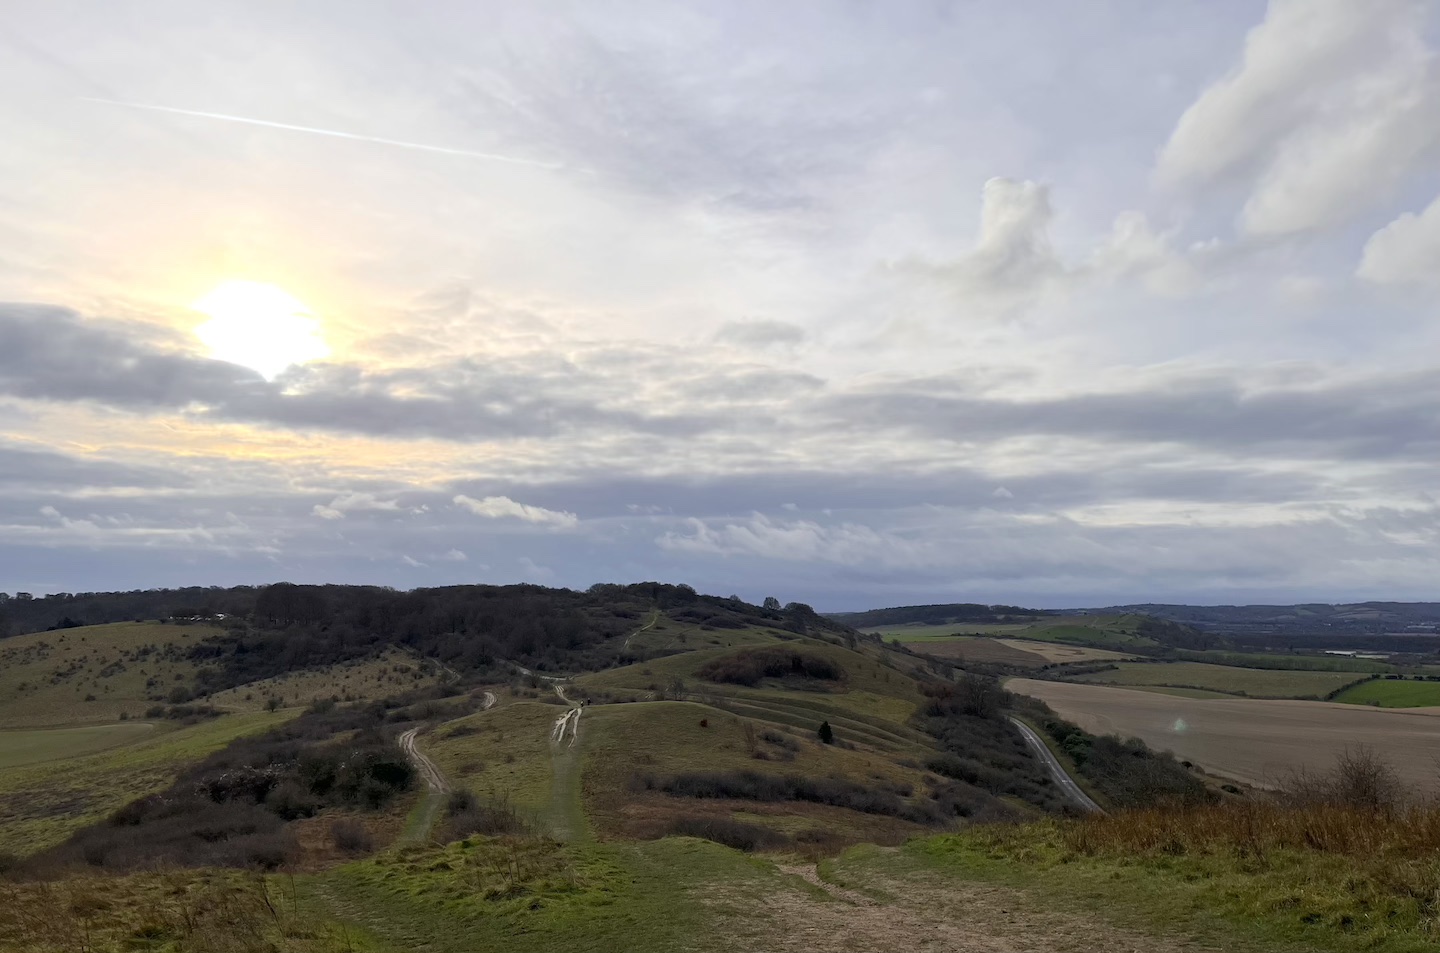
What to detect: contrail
<box><xmin>80</xmin><ymin>97</ymin><xmax>566</xmax><ymax>171</ymax></box>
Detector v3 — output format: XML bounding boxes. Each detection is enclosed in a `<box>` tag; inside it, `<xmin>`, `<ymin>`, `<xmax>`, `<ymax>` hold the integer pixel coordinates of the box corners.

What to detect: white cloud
<box><xmin>453</xmin><ymin>494</ymin><xmax>578</xmax><ymax>528</ymax></box>
<box><xmin>401</xmin><ymin>554</ymin><xmax>425</xmax><ymax>567</ymax></box>
<box><xmin>1358</xmin><ymin>193</ymin><xmax>1440</xmax><ymax>285</ymax></box>
<box><xmin>517</xmin><ymin>556</ymin><xmax>554</xmax><ymax>580</ymax></box>
<box><xmin>992</xmin><ymin>486</ymin><xmax>1014</xmax><ymax>499</ymax></box>
<box><xmin>1156</xmin><ymin>0</ymin><xmax>1438</xmax><ymax>236</ymax></box>
<box><xmin>1089</xmin><ymin>212</ymin><xmax>1200</xmax><ymax>296</ymax></box>
<box><xmin>312</xmin><ymin>492</ymin><xmax>403</xmax><ymax>520</ymax></box>
<box><xmin>439</xmin><ymin>548</ymin><xmax>468</xmax><ymax>562</ymax></box>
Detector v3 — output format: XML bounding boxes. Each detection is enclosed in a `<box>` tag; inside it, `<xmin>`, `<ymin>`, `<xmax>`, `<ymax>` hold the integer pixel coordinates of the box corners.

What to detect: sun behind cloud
<box><xmin>192</xmin><ymin>280</ymin><xmax>330</xmax><ymax>379</ymax></box>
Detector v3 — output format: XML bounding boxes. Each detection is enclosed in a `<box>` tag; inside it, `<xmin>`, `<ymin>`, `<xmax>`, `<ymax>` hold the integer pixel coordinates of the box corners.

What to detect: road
<box><xmin>1008</xmin><ymin>716</ymin><xmax>1104</xmax><ymax>814</ymax></box>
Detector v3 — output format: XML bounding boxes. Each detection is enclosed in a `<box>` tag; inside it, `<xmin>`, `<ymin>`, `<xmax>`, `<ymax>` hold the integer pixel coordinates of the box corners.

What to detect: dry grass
<box><xmin>205</xmin><ymin>648</ymin><xmax>444</xmax><ymax>712</ymax></box>
<box><xmin>0</xmin><ymin>868</ymin><xmax>366</xmax><ymax>953</ymax></box>
<box><xmin>1060</xmin><ymin>801</ymin><xmax>1440</xmax><ymax>858</ymax></box>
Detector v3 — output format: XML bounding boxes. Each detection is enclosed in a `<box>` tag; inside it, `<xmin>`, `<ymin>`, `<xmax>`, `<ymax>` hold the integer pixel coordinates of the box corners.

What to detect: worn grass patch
<box><xmin>0</xmin><ymin>709</ymin><xmax>297</xmax><ymax>855</ymax></box>
<box><xmin>1075</xmin><ymin>662</ymin><xmax>1368</xmax><ymax>699</ymax></box>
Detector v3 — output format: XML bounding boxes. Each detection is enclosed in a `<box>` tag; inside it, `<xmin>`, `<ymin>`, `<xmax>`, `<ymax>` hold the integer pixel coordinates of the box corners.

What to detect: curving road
<box><xmin>1009</xmin><ymin>716</ymin><xmax>1104</xmax><ymax>814</ymax></box>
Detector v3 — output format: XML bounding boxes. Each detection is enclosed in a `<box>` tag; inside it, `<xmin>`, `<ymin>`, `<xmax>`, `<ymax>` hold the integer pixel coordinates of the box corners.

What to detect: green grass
<box><xmin>1174</xmin><ymin>650</ymin><xmax>1401</xmax><ymax>674</ymax></box>
<box><xmin>0</xmin><ymin>723</ymin><xmax>159</xmax><ymax>770</ymax></box>
<box><xmin>426</xmin><ymin>700</ymin><xmax>561</xmax><ymax>822</ymax></box>
<box><xmin>308</xmin><ymin>836</ymin><xmax>775</xmax><ymax>953</ymax></box>
<box><xmin>829</xmin><ymin>822</ymin><xmax>1439</xmax><ymax>953</ymax></box>
<box><xmin>1073</xmin><ymin>662</ymin><xmax>1368</xmax><ymax>699</ymax></box>
<box><xmin>1332</xmin><ymin>679</ymin><xmax>1440</xmax><ymax>708</ymax></box>
<box><xmin>0</xmin><ymin>709</ymin><xmax>297</xmax><ymax>855</ymax></box>
<box><xmin>870</xmin><ymin>623</ymin><xmax>1027</xmax><ymax>639</ymax></box>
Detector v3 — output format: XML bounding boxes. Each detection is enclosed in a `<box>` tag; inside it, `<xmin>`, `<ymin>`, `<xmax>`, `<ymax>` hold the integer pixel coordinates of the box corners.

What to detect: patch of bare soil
<box><xmin>706</xmin><ymin>861</ymin><xmax>1214</xmax><ymax>953</ymax></box>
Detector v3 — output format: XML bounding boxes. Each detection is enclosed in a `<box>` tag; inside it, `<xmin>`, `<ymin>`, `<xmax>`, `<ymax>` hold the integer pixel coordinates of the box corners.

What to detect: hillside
<box><xmin>0</xmin><ymin>583</ymin><xmax>1431</xmax><ymax>952</ymax></box>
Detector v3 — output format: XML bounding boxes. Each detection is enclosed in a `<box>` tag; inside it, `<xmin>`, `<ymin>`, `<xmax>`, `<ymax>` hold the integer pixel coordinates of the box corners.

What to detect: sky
<box><xmin>2</xmin><ymin>0</ymin><xmax>1438</xmax><ymax>610</ymax></box>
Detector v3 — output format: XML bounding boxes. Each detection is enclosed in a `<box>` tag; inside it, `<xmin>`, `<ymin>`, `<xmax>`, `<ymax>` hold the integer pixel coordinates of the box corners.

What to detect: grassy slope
<box><xmin>0</xmin><ymin>723</ymin><xmax>159</xmax><ymax>770</ymax></box>
<box><xmin>1333</xmin><ymin>679</ymin><xmax>1440</xmax><ymax>708</ymax></box>
<box><xmin>205</xmin><ymin>648</ymin><xmax>445</xmax><ymax>712</ymax></box>
<box><xmin>0</xmin><ymin>709</ymin><xmax>297</xmax><ymax>855</ymax></box>
<box><xmin>0</xmin><ymin>622</ymin><xmax>211</xmax><ymax>727</ymax></box>
<box><xmin>1074</xmin><ymin>661</ymin><xmax>1368</xmax><ymax>698</ymax></box>
<box><xmin>832</xmin><ymin>812</ymin><xmax>1440</xmax><ymax>953</ymax></box>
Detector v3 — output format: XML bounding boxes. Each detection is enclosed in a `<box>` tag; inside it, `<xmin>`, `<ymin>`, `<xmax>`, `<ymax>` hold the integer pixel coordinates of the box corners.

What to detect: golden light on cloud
<box><xmin>192</xmin><ymin>280</ymin><xmax>330</xmax><ymax>379</ymax></box>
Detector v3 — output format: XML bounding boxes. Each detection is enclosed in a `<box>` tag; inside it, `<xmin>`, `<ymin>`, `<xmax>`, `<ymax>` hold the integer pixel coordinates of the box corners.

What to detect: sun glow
<box><xmin>192</xmin><ymin>281</ymin><xmax>330</xmax><ymax>379</ymax></box>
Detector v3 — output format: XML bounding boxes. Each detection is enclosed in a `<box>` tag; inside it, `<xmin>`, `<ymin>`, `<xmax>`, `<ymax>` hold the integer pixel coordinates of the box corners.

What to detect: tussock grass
<box><xmin>0</xmin><ymin>868</ymin><xmax>372</xmax><ymax>953</ymax></box>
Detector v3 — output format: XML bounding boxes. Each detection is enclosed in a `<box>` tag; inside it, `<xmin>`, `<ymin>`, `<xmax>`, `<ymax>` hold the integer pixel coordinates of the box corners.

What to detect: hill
<box><xmin>2</xmin><ymin>582</ymin><xmax>1430</xmax><ymax>952</ymax></box>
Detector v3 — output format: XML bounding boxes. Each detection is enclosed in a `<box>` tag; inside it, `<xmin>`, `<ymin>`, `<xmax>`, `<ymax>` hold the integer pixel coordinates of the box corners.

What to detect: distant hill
<box><xmin>826</xmin><ymin>603</ymin><xmax>1052</xmax><ymax>630</ymax></box>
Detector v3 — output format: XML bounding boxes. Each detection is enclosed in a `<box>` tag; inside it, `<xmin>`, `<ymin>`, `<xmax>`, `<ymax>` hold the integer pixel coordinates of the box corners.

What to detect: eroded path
<box><xmin>395</xmin><ymin>691</ymin><xmax>496</xmax><ymax>843</ymax></box>
<box><xmin>719</xmin><ymin>856</ymin><xmax>1219</xmax><ymax>953</ymax></box>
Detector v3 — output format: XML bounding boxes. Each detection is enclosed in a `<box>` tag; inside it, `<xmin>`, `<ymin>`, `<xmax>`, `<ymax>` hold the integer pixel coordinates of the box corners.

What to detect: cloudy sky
<box><xmin>2</xmin><ymin>0</ymin><xmax>1438</xmax><ymax>609</ymax></box>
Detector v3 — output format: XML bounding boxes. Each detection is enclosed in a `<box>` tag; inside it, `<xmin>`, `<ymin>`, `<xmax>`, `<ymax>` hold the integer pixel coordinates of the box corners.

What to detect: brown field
<box><xmin>912</xmin><ymin>638</ymin><xmax>1050</xmax><ymax>667</ymax></box>
<box><xmin>993</xmin><ymin>639</ymin><xmax>1135</xmax><ymax>665</ymax></box>
<box><xmin>1009</xmin><ymin>678</ymin><xmax>1440</xmax><ymax>795</ymax></box>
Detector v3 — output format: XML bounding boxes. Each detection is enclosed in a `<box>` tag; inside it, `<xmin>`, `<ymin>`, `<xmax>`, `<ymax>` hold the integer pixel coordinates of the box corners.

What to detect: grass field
<box><xmin>1332</xmin><ymin>678</ymin><xmax>1440</xmax><ymax>708</ymax></box>
<box><xmin>1073</xmin><ymin>661</ymin><xmax>1368</xmax><ymax>699</ymax></box>
<box><xmin>1009</xmin><ymin>678</ymin><xmax>1440</xmax><ymax>795</ymax></box>
<box><xmin>0</xmin><ymin>621</ymin><xmax>214</xmax><ymax>727</ymax></box>
<box><xmin>0</xmin><ymin>723</ymin><xmax>157</xmax><ymax>770</ymax></box>
<box><xmin>1173</xmin><ymin>650</ymin><xmax>1401</xmax><ymax>674</ymax></box>
<box><xmin>0</xmin><ymin>709</ymin><xmax>297</xmax><ymax>855</ymax></box>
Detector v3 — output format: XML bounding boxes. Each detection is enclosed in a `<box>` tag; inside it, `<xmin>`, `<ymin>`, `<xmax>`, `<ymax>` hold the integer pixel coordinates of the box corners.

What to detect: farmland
<box><xmin>1072</xmin><ymin>661</ymin><xmax>1368</xmax><ymax>699</ymax></box>
<box><xmin>1332</xmin><ymin>678</ymin><xmax>1440</xmax><ymax>708</ymax></box>
<box><xmin>1009</xmin><ymin>678</ymin><xmax>1440</xmax><ymax>794</ymax></box>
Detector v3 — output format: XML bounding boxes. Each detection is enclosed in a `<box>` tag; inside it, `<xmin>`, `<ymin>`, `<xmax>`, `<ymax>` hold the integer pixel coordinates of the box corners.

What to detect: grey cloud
<box><xmin>713</xmin><ymin>320</ymin><xmax>806</xmax><ymax>350</ymax></box>
<box><xmin>0</xmin><ymin>303</ymin><xmax>721</xmax><ymax>442</ymax></box>
<box><xmin>822</xmin><ymin>370</ymin><xmax>1440</xmax><ymax>460</ymax></box>
<box><xmin>0</xmin><ymin>443</ymin><xmax>186</xmax><ymax>492</ymax></box>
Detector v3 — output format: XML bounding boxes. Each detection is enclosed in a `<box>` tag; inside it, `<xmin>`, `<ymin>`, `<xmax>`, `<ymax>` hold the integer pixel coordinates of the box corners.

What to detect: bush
<box><xmin>639</xmin><ymin>770</ymin><xmax>945</xmax><ymax>825</ymax></box>
<box><xmin>443</xmin><ymin>788</ymin><xmax>530</xmax><ymax>840</ymax></box>
<box><xmin>666</xmin><ymin>815</ymin><xmax>786</xmax><ymax>852</ymax></box>
<box><xmin>329</xmin><ymin>818</ymin><xmax>374</xmax><ymax>854</ymax></box>
<box><xmin>697</xmin><ymin>647</ymin><xmax>845</xmax><ymax>687</ymax></box>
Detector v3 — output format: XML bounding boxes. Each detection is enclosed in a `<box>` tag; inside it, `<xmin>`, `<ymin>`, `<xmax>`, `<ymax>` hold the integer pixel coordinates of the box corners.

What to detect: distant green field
<box><xmin>871</xmin><ymin>623</ymin><xmax>1027</xmax><ymax>639</ymax></box>
<box><xmin>0</xmin><ymin>723</ymin><xmax>158</xmax><ymax>770</ymax></box>
<box><xmin>1332</xmin><ymin>679</ymin><xmax>1440</xmax><ymax>708</ymax></box>
<box><xmin>1174</xmin><ymin>650</ymin><xmax>1399</xmax><ymax>674</ymax></box>
<box><xmin>1074</xmin><ymin>662</ymin><xmax>1367</xmax><ymax>699</ymax></box>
